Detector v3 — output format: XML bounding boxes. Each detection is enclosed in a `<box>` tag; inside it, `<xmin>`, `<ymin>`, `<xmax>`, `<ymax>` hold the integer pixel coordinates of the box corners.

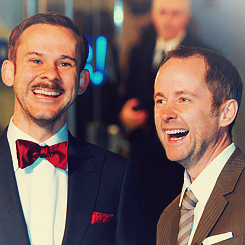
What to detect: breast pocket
<box><xmin>212</xmin><ymin>233</ymin><xmax>245</xmax><ymax>244</ymax></box>
<box><xmin>85</xmin><ymin>219</ymin><xmax>116</xmax><ymax>238</ymax></box>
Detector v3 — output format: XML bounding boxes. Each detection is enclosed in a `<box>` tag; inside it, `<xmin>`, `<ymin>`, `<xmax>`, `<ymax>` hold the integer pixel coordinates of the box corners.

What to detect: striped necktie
<box><xmin>177</xmin><ymin>190</ymin><xmax>198</xmax><ymax>245</ymax></box>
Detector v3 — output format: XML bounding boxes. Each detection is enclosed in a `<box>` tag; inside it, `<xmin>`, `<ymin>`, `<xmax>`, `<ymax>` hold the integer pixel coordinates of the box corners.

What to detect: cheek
<box><xmin>154</xmin><ymin>113</ymin><xmax>162</xmax><ymax>129</ymax></box>
<box><xmin>194</xmin><ymin>114</ymin><xmax>218</xmax><ymax>139</ymax></box>
<box><xmin>171</xmin><ymin>19</ymin><xmax>183</xmax><ymax>29</ymax></box>
<box><xmin>15</xmin><ymin>66</ymin><xmax>37</xmax><ymax>82</ymax></box>
<box><xmin>60</xmin><ymin>71</ymin><xmax>77</xmax><ymax>87</ymax></box>
<box><xmin>177</xmin><ymin>16</ymin><xmax>189</xmax><ymax>29</ymax></box>
<box><xmin>68</xmin><ymin>80</ymin><xmax>80</xmax><ymax>98</ymax></box>
<box><xmin>154</xmin><ymin>110</ymin><xmax>161</xmax><ymax>125</ymax></box>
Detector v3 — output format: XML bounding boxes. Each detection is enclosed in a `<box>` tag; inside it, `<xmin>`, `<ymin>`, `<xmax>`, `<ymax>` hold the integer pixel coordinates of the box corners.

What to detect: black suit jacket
<box><xmin>0</xmin><ymin>127</ymin><xmax>149</xmax><ymax>245</ymax></box>
<box><xmin>157</xmin><ymin>147</ymin><xmax>245</xmax><ymax>245</ymax></box>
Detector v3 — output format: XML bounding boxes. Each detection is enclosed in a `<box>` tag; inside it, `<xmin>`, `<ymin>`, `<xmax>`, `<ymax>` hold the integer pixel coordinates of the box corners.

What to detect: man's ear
<box><xmin>78</xmin><ymin>69</ymin><xmax>89</xmax><ymax>95</ymax></box>
<box><xmin>1</xmin><ymin>60</ymin><xmax>15</xmax><ymax>87</ymax></box>
<box><xmin>219</xmin><ymin>99</ymin><xmax>238</xmax><ymax>127</ymax></box>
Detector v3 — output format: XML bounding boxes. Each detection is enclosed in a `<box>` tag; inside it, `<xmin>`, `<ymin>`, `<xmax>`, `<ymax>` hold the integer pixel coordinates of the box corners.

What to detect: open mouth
<box><xmin>33</xmin><ymin>89</ymin><xmax>62</xmax><ymax>99</ymax></box>
<box><xmin>165</xmin><ymin>129</ymin><xmax>189</xmax><ymax>141</ymax></box>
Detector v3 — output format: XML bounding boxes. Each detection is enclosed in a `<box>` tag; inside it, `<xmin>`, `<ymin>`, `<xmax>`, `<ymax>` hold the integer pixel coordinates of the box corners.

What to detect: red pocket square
<box><xmin>90</xmin><ymin>211</ymin><xmax>113</xmax><ymax>224</ymax></box>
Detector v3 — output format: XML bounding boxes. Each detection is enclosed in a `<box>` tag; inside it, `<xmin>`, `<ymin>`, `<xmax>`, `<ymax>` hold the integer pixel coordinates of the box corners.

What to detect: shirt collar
<box><xmin>179</xmin><ymin>143</ymin><xmax>236</xmax><ymax>207</ymax></box>
<box><xmin>155</xmin><ymin>31</ymin><xmax>186</xmax><ymax>53</ymax></box>
<box><xmin>7</xmin><ymin>117</ymin><xmax>68</xmax><ymax>172</ymax></box>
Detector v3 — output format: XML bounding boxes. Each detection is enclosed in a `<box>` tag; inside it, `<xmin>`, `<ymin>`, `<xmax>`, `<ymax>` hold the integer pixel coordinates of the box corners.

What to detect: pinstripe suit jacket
<box><xmin>157</xmin><ymin>147</ymin><xmax>245</xmax><ymax>245</ymax></box>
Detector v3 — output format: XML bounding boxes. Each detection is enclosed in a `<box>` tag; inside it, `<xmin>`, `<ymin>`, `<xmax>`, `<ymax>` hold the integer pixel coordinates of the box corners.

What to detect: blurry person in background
<box><xmin>118</xmin><ymin>0</ymin><xmax>213</xmax><ymax>243</ymax></box>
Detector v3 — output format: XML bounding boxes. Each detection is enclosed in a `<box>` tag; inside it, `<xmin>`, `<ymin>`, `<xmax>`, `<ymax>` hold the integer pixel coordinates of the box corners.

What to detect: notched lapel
<box><xmin>192</xmin><ymin>147</ymin><xmax>245</xmax><ymax>245</ymax></box>
<box><xmin>62</xmin><ymin>147</ymin><xmax>106</xmax><ymax>245</ymax></box>
<box><xmin>192</xmin><ymin>187</ymin><xmax>227</xmax><ymax>244</ymax></box>
<box><xmin>170</xmin><ymin>205</ymin><xmax>181</xmax><ymax>245</ymax></box>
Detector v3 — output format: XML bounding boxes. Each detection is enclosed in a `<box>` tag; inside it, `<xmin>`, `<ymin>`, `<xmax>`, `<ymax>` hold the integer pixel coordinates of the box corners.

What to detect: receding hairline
<box><xmin>162</xmin><ymin>54</ymin><xmax>207</xmax><ymax>70</ymax></box>
<box><xmin>159</xmin><ymin>54</ymin><xmax>208</xmax><ymax>89</ymax></box>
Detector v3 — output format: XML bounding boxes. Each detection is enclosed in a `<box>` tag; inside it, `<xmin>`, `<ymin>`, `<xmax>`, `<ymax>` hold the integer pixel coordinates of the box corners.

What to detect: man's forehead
<box><xmin>156</xmin><ymin>56</ymin><xmax>207</xmax><ymax>86</ymax></box>
<box><xmin>163</xmin><ymin>55</ymin><xmax>205</xmax><ymax>68</ymax></box>
<box><xmin>15</xmin><ymin>23</ymin><xmax>79</xmax><ymax>61</ymax></box>
<box><xmin>17</xmin><ymin>23</ymin><xmax>77</xmax><ymax>45</ymax></box>
<box><xmin>152</xmin><ymin>0</ymin><xmax>191</xmax><ymax>12</ymax></box>
<box><xmin>17</xmin><ymin>23</ymin><xmax>78</xmax><ymax>49</ymax></box>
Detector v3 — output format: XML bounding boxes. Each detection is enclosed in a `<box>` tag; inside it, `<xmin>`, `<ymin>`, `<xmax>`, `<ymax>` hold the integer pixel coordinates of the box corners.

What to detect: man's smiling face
<box><xmin>154</xmin><ymin>56</ymin><xmax>221</xmax><ymax>170</ymax></box>
<box><xmin>12</xmin><ymin>23</ymin><xmax>81</xmax><ymax>127</ymax></box>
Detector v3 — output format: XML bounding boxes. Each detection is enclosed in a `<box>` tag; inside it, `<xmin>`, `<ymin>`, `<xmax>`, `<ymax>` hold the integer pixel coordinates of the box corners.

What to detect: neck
<box><xmin>159</xmin><ymin>29</ymin><xmax>186</xmax><ymax>42</ymax></box>
<box><xmin>186</xmin><ymin>131</ymin><xmax>232</xmax><ymax>182</ymax></box>
<box><xmin>12</xmin><ymin>115</ymin><xmax>67</xmax><ymax>143</ymax></box>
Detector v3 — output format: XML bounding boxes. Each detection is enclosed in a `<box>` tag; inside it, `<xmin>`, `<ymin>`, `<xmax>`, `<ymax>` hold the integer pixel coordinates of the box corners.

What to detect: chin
<box><xmin>166</xmin><ymin>151</ymin><xmax>188</xmax><ymax>163</ymax></box>
<box><xmin>31</xmin><ymin>113</ymin><xmax>62</xmax><ymax>125</ymax></box>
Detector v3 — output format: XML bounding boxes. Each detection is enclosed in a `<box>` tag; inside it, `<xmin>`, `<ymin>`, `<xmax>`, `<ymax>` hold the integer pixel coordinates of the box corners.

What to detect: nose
<box><xmin>164</xmin><ymin>13</ymin><xmax>173</xmax><ymax>23</ymax></box>
<box><xmin>160</xmin><ymin>104</ymin><xmax>177</xmax><ymax>122</ymax></box>
<box><xmin>40</xmin><ymin>63</ymin><xmax>60</xmax><ymax>81</ymax></box>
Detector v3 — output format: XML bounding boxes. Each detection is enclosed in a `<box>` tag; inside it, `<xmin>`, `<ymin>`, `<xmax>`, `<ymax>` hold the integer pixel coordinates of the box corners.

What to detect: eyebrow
<box><xmin>154</xmin><ymin>92</ymin><xmax>164</xmax><ymax>100</ymax></box>
<box><xmin>25</xmin><ymin>51</ymin><xmax>44</xmax><ymax>58</ymax></box>
<box><xmin>59</xmin><ymin>55</ymin><xmax>77</xmax><ymax>64</ymax></box>
<box><xmin>25</xmin><ymin>52</ymin><xmax>77</xmax><ymax>64</ymax></box>
<box><xmin>175</xmin><ymin>90</ymin><xmax>198</xmax><ymax>98</ymax></box>
<box><xmin>154</xmin><ymin>90</ymin><xmax>198</xmax><ymax>100</ymax></box>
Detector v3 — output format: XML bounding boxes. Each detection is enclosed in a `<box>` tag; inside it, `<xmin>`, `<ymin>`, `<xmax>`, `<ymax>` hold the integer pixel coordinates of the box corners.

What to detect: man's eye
<box><xmin>160</xmin><ymin>10</ymin><xmax>166</xmax><ymax>15</ymax></box>
<box><xmin>60</xmin><ymin>62</ymin><xmax>71</xmax><ymax>67</ymax></box>
<box><xmin>156</xmin><ymin>99</ymin><xmax>166</xmax><ymax>104</ymax></box>
<box><xmin>31</xmin><ymin>59</ymin><xmax>41</xmax><ymax>64</ymax></box>
<box><xmin>181</xmin><ymin>98</ymin><xmax>189</xmax><ymax>102</ymax></box>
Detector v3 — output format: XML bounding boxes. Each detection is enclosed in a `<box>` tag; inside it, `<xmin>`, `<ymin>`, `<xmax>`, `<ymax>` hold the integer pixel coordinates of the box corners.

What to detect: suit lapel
<box><xmin>191</xmin><ymin>187</ymin><xmax>227</xmax><ymax>244</ymax></box>
<box><xmin>170</xmin><ymin>204</ymin><xmax>181</xmax><ymax>245</ymax></box>
<box><xmin>191</xmin><ymin>147</ymin><xmax>245</xmax><ymax>244</ymax></box>
<box><xmin>62</xmin><ymin>135</ymin><xmax>105</xmax><ymax>245</ymax></box>
<box><xmin>0</xmin><ymin>129</ymin><xmax>30</xmax><ymax>245</ymax></box>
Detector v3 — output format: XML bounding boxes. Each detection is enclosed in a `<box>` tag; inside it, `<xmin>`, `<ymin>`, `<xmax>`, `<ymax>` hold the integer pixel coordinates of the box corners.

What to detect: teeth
<box><xmin>165</xmin><ymin>129</ymin><xmax>188</xmax><ymax>135</ymax></box>
<box><xmin>34</xmin><ymin>89</ymin><xmax>61</xmax><ymax>97</ymax></box>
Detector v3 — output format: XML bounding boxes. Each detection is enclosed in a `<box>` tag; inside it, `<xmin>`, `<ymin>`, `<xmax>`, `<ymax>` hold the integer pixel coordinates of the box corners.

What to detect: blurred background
<box><xmin>0</xmin><ymin>0</ymin><xmax>245</xmax><ymax>244</ymax></box>
<box><xmin>0</xmin><ymin>0</ymin><xmax>245</xmax><ymax>150</ymax></box>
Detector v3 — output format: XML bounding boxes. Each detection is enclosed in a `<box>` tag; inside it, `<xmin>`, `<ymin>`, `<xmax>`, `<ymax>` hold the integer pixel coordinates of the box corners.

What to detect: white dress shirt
<box><xmin>7</xmin><ymin>117</ymin><xmax>68</xmax><ymax>245</ymax></box>
<box><xmin>178</xmin><ymin>143</ymin><xmax>236</xmax><ymax>245</ymax></box>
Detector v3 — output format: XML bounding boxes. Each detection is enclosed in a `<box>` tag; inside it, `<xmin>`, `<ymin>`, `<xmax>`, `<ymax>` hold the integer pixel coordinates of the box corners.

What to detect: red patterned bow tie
<box><xmin>16</xmin><ymin>139</ymin><xmax>68</xmax><ymax>170</ymax></box>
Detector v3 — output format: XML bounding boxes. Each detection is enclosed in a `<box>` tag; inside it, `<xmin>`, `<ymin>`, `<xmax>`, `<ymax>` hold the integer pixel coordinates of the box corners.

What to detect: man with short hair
<box><xmin>0</xmin><ymin>12</ymin><xmax>149</xmax><ymax>245</ymax></box>
<box><xmin>155</xmin><ymin>46</ymin><xmax>244</xmax><ymax>244</ymax></box>
<box><xmin>119</xmin><ymin>1</ymin><xmax>210</xmax><ymax>243</ymax></box>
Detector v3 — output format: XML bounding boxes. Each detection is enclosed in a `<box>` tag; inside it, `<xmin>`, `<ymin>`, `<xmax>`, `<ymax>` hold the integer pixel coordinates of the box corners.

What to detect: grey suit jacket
<box><xmin>0</xmin><ymin>127</ymin><xmax>149</xmax><ymax>245</ymax></box>
<box><xmin>157</xmin><ymin>147</ymin><xmax>245</xmax><ymax>245</ymax></box>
